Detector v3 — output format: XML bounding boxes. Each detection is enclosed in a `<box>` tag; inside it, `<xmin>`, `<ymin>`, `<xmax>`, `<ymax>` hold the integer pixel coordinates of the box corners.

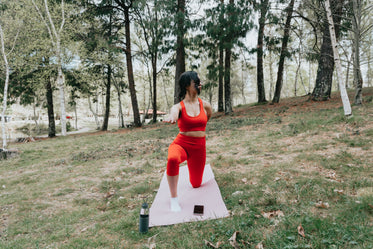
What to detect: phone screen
<box><xmin>193</xmin><ymin>205</ymin><xmax>204</xmax><ymax>215</ymax></box>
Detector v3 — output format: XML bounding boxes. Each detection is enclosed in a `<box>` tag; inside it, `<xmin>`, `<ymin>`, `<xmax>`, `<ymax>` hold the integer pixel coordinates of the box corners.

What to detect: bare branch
<box><xmin>31</xmin><ymin>0</ymin><xmax>55</xmax><ymax>45</ymax></box>
<box><xmin>7</xmin><ymin>29</ymin><xmax>20</xmax><ymax>56</ymax></box>
<box><xmin>44</xmin><ymin>0</ymin><xmax>58</xmax><ymax>39</ymax></box>
<box><xmin>59</xmin><ymin>0</ymin><xmax>65</xmax><ymax>34</ymax></box>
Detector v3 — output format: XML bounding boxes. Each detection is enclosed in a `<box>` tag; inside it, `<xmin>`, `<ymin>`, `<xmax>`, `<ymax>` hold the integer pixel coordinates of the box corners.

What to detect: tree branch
<box><xmin>31</xmin><ymin>0</ymin><xmax>55</xmax><ymax>46</ymax></box>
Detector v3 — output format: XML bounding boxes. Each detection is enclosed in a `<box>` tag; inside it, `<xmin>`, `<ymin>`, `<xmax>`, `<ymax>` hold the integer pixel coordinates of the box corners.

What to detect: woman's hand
<box><xmin>163</xmin><ymin>115</ymin><xmax>177</xmax><ymax>124</ymax></box>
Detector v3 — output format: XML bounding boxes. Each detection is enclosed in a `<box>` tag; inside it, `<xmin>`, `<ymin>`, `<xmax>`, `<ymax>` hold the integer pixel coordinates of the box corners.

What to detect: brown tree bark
<box><xmin>45</xmin><ymin>77</ymin><xmax>56</xmax><ymax>137</ymax></box>
<box><xmin>256</xmin><ymin>0</ymin><xmax>269</xmax><ymax>103</ymax></box>
<box><xmin>102</xmin><ymin>64</ymin><xmax>111</xmax><ymax>131</ymax></box>
<box><xmin>115</xmin><ymin>0</ymin><xmax>142</xmax><ymax>127</ymax></box>
<box><xmin>174</xmin><ymin>0</ymin><xmax>186</xmax><ymax>104</ymax></box>
<box><xmin>272</xmin><ymin>0</ymin><xmax>295</xmax><ymax>103</ymax></box>
<box><xmin>311</xmin><ymin>0</ymin><xmax>343</xmax><ymax>101</ymax></box>
<box><xmin>218</xmin><ymin>0</ymin><xmax>224</xmax><ymax>112</ymax></box>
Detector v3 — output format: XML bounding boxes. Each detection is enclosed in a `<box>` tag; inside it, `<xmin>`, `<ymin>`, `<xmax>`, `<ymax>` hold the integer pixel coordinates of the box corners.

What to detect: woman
<box><xmin>164</xmin><ymin>71</ymin><xmax>212</xmax><ymax>212</ymax></box>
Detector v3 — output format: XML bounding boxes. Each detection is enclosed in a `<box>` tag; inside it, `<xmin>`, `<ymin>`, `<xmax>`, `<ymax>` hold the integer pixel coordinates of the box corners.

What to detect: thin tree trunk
<box><xmin>45</xmin><ymin>76</ymin><xmax>56</xmax><ymax>137</ymax></box>
<box><xmin>152</xmin><ymin>54</ymin><xmax>158</xmax><ymax>123</ymax></box>
<box><xmin>257</xmin><ymin>0</ymin><xmax>269</xmax><ymax>103</ymax></box>
<box><xmin>345</xmin><ymin>52</ymin><xmax>353</xmax><ymax>88</ymax></box>
<box><xmin>352</xmin><ymin>0</ymin><xmax>363</xmax><ymax>105</ymax></box>
<box><xmin>224</xmin><ymin>0</ymin><xmax>234</xmax><ymax>114</ymax></box>
<box><xmin>0</xmin><ymin>24</ymin><xmax>9</xmax><ymax>149</ymax></box>
<box><xmin>174</xmin><ymin>0</ymin><xmax>186</xmax><ymax>104</ymax></box>
<box><xmin>218</xmin><ymin>45</ymin><xmax>224</xmax><ymax>112</ymax></box>
<box><xmin>272</xmin><ymin>0</ymin><xmax>295</xmax><ymax>103</ymax></box>
<box><xmin>33</xmin><ymin>100</ymin><xmax>40</xmax><ymax>134</ymax></box>
<box><xmin>113</xmin><ymin>78</ymin><xmax>124</xmax><ymax>128</ymax></box>
<box><xmin>269</xmin><ymin>50</ymin><xmax>274</xmax><ymax>100</ymax></box>
<box><xmin>218</xmin><ymin>0</ymin><xmax>224</xmax><ymax>112</ymax></box>
<box><xmin>74</xmin><ymin>104</ymin><xmax>78</xmax><ymax>129</ymax></box>
<box><xmin>102</xmin><ymin>64</ymin><xmax>111</xmax><ymax>131</ymax></box>
<box><xmin>224</xmin><ymin>46</ymin><xmax>232</xmax><ymax>114</ymax></box>
<box><xmin>88</xmin><ymin>95</ymin><xmax>101</xmax><ymax>130</ymax></box>
<box><xmin>124</xmin><ymin>6</ymin><xmax>141</xmax><ymax>127</ymax></box>
<box><xmin>56</xmin><ymin>51</ymin><xmax>67</xmax><ymax>135</ymax></box>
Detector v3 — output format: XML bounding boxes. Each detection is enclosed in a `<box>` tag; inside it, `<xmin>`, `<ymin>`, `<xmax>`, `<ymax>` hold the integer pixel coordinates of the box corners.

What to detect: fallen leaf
<box><xmin>325</xmin><ymin>172</ymin><xmax>337</xmax><ymax>180</ymax></box>
<box><xmin>333</xmin><ymin>189</ymin><xmax>344</xmax><ymax>194</ymax></box>
<box><xmin>241</xmin><ymin>178</ymin><xmax>248</xmax><ymax>184</ymax></box>
<box><xmin>104</xmin><ymin>189</ymin><xmax>116</xmax><ymax>199</ymax></box>
<box><xmin>204</xmin><ymin>240</ymin><xmax>222</xmax><ymax>248</ymax></box>
<box><xmin>255</xmin><ymin>242</ymin><xmax>264</xmax><ymax>249</ymax></box>
<box><xmin>232</xmin><ymin>191</ymin><xmax>243</xmax><ymax>196</ymax></box>
<box><xmin>147</xmin><ymin>234</ymin><xmax>157</xmax><ymax>249</ymax></box>
<box><xmin>229</xmin><ymin>231</ymin><xmax>240</xmax><ymax>249</ymax></box>
<box><xmin>297</xmin><ymin>224</ymin><xmax>305</xmax><ymax>237</ymax></box>
<box><xmin>274</xmin><ymin>177</ymin><xmax>281</xmax><ymax>182</ymax></box>
<box><xmin>315</xmin><ymin>201</ymin><xmax>329</xmax><ymax>209</ymax></box>
<box><xmin>261</xmin><ymin>210</ymin><xmax>284</xmax><ymax>219</ymax></box>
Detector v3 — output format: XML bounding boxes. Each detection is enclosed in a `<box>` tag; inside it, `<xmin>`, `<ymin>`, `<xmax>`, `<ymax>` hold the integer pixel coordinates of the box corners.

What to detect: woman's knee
<box><xmin>190</xmin><ymin>177</ymin><xmax>202</xmax><ymax>188</ymax></box>
<box><xmin>167</xmin><ymin>156</ymin><xmax>180</xmax><ymax>176</ymax></box>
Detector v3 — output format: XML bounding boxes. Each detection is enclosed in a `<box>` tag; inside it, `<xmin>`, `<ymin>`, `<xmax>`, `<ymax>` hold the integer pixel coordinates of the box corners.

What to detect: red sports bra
<box><xmin>178</xmin><ymin>98</ymin><xmax>208</xmax><ymax>132</ymax></box>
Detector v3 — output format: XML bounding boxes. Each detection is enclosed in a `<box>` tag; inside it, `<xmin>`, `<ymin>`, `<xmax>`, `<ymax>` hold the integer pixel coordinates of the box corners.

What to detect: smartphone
<box><xmin>193</xmin><ymin>205</ymin><xmax>204</xmax><ymax>215</ymax></box>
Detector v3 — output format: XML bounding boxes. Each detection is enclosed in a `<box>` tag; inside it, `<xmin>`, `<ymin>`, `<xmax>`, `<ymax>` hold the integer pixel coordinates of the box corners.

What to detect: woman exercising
<box><xmin>164</xmin><ymin>71</ymin><xmax>212</xmax><ymax>212</ymax></box>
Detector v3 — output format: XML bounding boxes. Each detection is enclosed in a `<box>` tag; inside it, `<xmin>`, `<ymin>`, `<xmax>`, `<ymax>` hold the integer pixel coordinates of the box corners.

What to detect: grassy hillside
<box><xmin>1</xmin><ymin>89</ymin><xmax>372</xmax><ymax>248</ymax></box>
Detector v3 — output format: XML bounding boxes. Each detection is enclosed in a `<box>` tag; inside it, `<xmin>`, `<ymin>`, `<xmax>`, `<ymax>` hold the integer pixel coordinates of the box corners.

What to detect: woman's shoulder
<box><xmin>172</xmin><ymin>102</ymin><xmax>183</xmax><ymax>111</ymax></box>
<box><xmin>199</xmin><ymin>98</ymin><xmax>211</xmax><ymax>108</ymax></box>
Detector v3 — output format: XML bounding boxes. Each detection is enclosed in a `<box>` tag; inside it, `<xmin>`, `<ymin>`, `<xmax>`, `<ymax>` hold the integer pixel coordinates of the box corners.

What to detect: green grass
<box><xmin>0</xmin><ymin>96</ymin><xmax>372</xmax><ymax>248</ymax></box>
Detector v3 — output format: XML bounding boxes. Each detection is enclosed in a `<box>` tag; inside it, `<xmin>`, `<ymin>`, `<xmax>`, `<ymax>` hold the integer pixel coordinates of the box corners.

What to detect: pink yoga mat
<box><xmin>149</xmin><ymin>164</ymin><xmax>229</xmax><ymax>227</ymax></box>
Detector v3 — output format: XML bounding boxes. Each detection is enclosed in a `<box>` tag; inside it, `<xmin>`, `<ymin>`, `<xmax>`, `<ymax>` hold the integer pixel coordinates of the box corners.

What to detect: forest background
<box><xmin>0</xmin><ymin>0</ymin><xmax>372</xmax><ymax>147</ymax></box>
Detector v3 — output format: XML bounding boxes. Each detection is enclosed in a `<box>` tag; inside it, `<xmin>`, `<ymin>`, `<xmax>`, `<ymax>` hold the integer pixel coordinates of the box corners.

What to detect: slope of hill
<box><xmin>0</xmin><ymin>88</ymin><xmax>372</xmax><ymax>248</ymax></box>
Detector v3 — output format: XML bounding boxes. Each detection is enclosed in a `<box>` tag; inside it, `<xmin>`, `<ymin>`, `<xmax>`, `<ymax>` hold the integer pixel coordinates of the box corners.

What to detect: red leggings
<box><xmin>167</xmin><ymin>134</ymin><xmax>206</xmax><ymax>188</ymax></box>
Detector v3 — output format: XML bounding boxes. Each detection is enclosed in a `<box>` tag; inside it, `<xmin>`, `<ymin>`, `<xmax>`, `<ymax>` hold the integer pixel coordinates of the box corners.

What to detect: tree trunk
<box><xmin>312</xmin><ymin>0</ymin><xmax>343</xmax><ymax>101</ymax></box>
<box><xmin>272</xmin><ymin>0</ymin><xmax>295</xmax><ymax>103</ymax></box>
<box><xmin>352</xmin><ymin>0</ymin><xmax>363</xmax><ymax>105</ymax></box>
<box><xmin>32</xmin><ymin>0</ymin><xmax>67</xmax><ymax>135</ymax></box>
<box><xmin>57</xmin><ymin>64</ymin><xmax>67</xmax><ymax>135</ymax></box>
<box><xmin>45</xmin><ymin>77</ymin><xmax>56</xmax><ymax>137</ymax></box>
<box><xmin>218</xmin><ymin>0</ymin><xmax>224</xmax><ymax>112</ymax></box>
<box><xmin>124</xmin><ymin>7</ymin><xmax>141</xmax><ymax>127</ymax></box>
<box><xmin>88</xmin><ymin>95</ymin><xmax>101</xmax><ymax>130</ymax></box>
<box><xmin>224</xmin><ymin>0</ymin><xmax>234</xmax><ymax>114</ymax></box>
<box><xmin>224</xmin><ymin>46</ymin><xmax>232</xmax><ymax>114</ymax></box>
<box><xmin>324</xmin><ymin>0</ymin><xmax>352</xmax><ymax>115</ymax></box>
<box><xmin>257</xmin><ymin>0</ymin><xmax>269</xmax><ymax>103</ymax></box>
<box><xmin>102</xmin><ymin>64</ymin><xmax>111</xmax><ymax>131</ymax></box>
<box><xmin>113</xmin><ymin>79</ymin><xmax>124</xmax><ymax>128</ymax></box>
<box><xmin>174</xmin><ymin>0</ymin><xmax>186</xmax><ymax>104</ymax></box>
<box><xmin>0</xmin><ymin>24</ymin><xmax>9</xmax><ymax>149</ymax></box>
<box><xmin>152</xmin><ymin>54</ymin><xmax>158</xmax><ymax>123</ymax></box>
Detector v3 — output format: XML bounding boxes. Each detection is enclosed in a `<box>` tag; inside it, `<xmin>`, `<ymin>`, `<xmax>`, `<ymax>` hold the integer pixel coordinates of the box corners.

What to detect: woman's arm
<box><xmin>203</xmin><ymin>100</ymin><xmax>212</xmax><ymax>121</ymax></box>
<box><xmin>164</xmin><ymin>103</ymin><xmax>181</xmax><ymax>124</ymax></box>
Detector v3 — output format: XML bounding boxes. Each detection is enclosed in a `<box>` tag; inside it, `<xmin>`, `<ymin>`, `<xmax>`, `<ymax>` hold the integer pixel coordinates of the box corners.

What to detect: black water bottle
<box><xmin>139</xmin><ymin>202</ymin><xmax>149</xmax><ymax>233</ymax></box>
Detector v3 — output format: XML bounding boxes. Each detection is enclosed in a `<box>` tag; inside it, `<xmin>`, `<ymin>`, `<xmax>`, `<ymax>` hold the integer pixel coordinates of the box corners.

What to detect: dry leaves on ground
<box><xmin>229</xmin><ymin>231</ymin><xmax>240</xmax><ymax>249</ymax></box>
<box><xmin>297</xmin><ymin>224</ymin><xmax>306</xmax><ymax>238</ymax></box>
<box><xmin>261</xmin><ymin>210</ymin><xmax>284</xmax><ymax>219</ymax></box>
<box><xmin>255</xmin><ymin>242</ymin><xmax>264</xmax><ymax>249</ymax></box>
<box><xmin>315</xmin><ymin>201</ymin><xmax>330</xmax><ymax>209</ymax></box>
<box><xmin>204</xmin><ymin>240</ymin><xmax>222</xmax><ymax>248</ymax></box>
<box><xmin>146</xmin><ymin>234</ymin><xmax>157</xmax><ymax>249</ymax></box>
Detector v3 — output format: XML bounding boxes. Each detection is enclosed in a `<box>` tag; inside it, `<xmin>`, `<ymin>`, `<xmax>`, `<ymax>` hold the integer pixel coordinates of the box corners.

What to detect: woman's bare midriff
<box><xmin>179</xmin><ymin>131</ymin><xmax>206</xmax><ymax>137</ymax></box>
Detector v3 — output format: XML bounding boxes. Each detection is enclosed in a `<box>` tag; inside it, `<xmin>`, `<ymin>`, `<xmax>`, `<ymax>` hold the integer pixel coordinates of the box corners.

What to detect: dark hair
<box><xmin>178</xmin><ymin>71</ymin><xmax>200</xmax><ymax>100</ymax></box>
